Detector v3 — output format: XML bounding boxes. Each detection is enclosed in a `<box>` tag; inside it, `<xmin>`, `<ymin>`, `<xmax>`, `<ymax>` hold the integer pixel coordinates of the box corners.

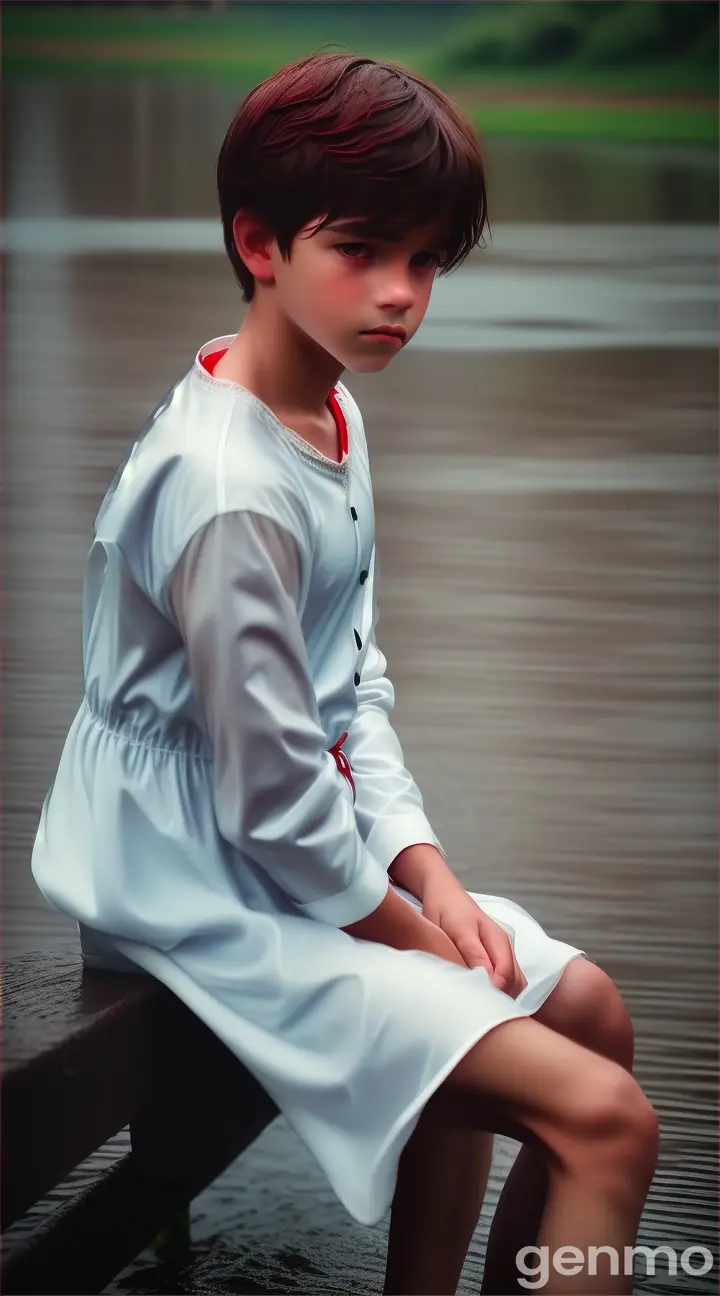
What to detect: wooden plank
<box><xmin>3</xmin><ymin>1065</ymin><xmax>277</xmax><ymax>1296</ymax></box>
<box><xmin>3</xmin><ymin>950</ymin><xmax>179</xmax><ymax>1226</ymax></box>
<box><xmin>4</xmin><ymin>1151</ymin><xmax>173</xmax><ymax>1295</ymax></box>
<box><xmin>3</xmin><ymin>948</ymin><xmax>278</xmax><ymax>1294</ymax></box>
<box><xmin>2</xmin><ymin>949</ymin><xmax>155</xmax><ymax>1074</ymax></box>
<box><xmin>1</xmin><ymin>950</ymin><xmax>278</xmax><ymax>1228</ymax></box>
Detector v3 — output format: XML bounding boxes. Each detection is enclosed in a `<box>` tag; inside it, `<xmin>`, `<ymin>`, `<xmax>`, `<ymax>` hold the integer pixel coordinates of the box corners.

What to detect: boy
<box><xmin>33</xmin><ymin>53</ymin><xmax>657</xmax><ymax>1294</ymax></box>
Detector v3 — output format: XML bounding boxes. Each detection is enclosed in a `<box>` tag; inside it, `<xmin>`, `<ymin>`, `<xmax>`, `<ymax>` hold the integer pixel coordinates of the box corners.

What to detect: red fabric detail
<box><xmin>328</xmin><ymin>731</ymin><xmax>356</xmax><ymax>803</ymax></box>
<box><xmin>326</xmin><ymin>388</ymin><xmax>349</xmax><ymax>462</ymax></box>
<box><xmin>200</xmin><ymin>346</ymin><xmax>347</xmax><ymax>463</ymax></box>
<box><xmin>201</xmin><ymin>348</ymin><xmax>228</xmax><ymax>377</ymax></box>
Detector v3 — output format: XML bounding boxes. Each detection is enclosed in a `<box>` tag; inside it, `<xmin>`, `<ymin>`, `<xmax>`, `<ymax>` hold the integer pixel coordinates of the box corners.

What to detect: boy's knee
<box><xmin>539</xmin><ymin>959</ymin><xmax>635</xmax><ymax>1066</ymax></box>
<box><xmin>567</xmin><ymin>1064</ymin><xmax>659</xmax><ymax>1176</ymax></box>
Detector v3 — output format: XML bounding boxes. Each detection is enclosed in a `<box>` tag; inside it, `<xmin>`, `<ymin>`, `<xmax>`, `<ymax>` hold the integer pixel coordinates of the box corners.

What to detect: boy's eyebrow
<box><xmin>325</xmin><ymin>219</ymin><xmax>444</xmax><ymax>247</ymax></box>
<box><xmin>325</xmin><ymin>220</ymin><xmax>402</xmax><ymax>241</ymax></box>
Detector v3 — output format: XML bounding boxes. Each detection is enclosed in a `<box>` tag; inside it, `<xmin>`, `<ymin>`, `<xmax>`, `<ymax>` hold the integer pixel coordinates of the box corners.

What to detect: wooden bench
<box><xmin>2</xmin><ymin>948</ymin><xmax>279</xmax><ymax>1294</ymax></box>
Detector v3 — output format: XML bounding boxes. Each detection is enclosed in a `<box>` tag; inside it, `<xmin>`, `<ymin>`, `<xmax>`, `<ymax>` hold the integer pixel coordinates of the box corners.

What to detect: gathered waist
<box><xmin>80</xmin><ymin>695</ymin><xmax>212</xmax><ymax>761</ymax></box>
<box><xmin>81</xmin><ymin>697</ymin><xmax>356</xmax><ymax>798</ymax></box>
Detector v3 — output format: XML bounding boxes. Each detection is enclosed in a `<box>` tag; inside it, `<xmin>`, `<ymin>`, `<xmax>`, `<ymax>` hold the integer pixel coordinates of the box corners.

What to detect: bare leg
<box><xmin>480</xmin><ymin>1145</ymin><xmax>549</xmax><ymax>1296</ymax></box>
<box><xmin>384</xmin><ymin>1118</ymin><xmax>494</xmax><ymax>1294</ymax></box>
<box><xmin>383</xmin><ymin>959</ymin><xmax>639</xmax><ymax>1296</ymax></box>
<box><xmin>481</xmin><ymin>960</ymin><xmax>636</xmax><ymax>1295</ymax></box>
<box><xmin>391</xmin><ymin>1008</ymin><xmax>657</xmax><ymax>1295</ymax></box>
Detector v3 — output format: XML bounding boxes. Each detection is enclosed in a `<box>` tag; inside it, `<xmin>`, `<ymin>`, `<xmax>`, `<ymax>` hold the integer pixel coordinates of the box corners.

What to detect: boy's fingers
<box><xmin>478</xmin><ymin>921</ymin><xmax>515</xmax><ymax>987</ymax></box>
<box><xmin>449</xmin><ymin>923</ymin><xmax>527</xmax><ymax>999</ymax></box>
<box><xmin>477</xmin><ymin>920</ymin><xmax>527</xmax><ymax>998</ymax></box>
<box><xmin>456</xmin><ymin>939</ymin><xmax>494</xmax><ymax>975</ymax></box>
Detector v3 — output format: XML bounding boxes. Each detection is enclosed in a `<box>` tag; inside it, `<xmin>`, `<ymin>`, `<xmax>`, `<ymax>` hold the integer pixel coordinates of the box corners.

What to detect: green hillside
<box><xmin>3</xmin><ymin>2</ymin><xmax>717</xmax><ymax>145</ymax></box>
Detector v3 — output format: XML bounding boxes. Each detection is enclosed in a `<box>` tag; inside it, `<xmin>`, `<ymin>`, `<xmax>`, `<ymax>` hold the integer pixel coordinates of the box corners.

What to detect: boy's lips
<box><xmin>361</xmin><ymin>326</ymin><xmax>407</xmax><ymax>343</ymax></box>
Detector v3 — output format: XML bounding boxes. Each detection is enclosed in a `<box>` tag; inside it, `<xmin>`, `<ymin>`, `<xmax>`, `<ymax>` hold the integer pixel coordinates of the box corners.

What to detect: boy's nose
<box><xmin>376</xmin><ymin>278</ymin><xmax>415</xmax><ymax>311</ymax></box>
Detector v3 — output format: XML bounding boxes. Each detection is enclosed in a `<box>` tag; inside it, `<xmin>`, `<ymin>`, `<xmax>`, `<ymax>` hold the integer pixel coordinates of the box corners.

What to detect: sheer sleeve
<box><xmin>343</xmin><ymin>550</ymin><xmax>446</xmax><ymax>871</ymax></box>
<box><xmin>171</xmin><ymin>511</ymin><xmax>389</xmax><ymax>926</ymax></box>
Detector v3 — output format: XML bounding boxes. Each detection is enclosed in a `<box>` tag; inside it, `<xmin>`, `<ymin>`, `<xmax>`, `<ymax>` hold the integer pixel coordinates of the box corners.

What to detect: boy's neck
<box><xmin>215</xmin><ymin>296</ymin><xmax>344</xmax><ymax>424</ymax></box>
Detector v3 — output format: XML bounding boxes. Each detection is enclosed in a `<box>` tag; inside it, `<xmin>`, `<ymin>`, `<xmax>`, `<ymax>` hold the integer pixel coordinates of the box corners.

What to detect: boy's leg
<box><xmin>384</xmin><ymin>1005</ymin><xmax>658</xmax><ymax>1296</ymax></box>
<box><xmin>383</xmin><ymin>1116</ymin><xmax>494</xmax><ymax>1295</ymax></box>
<box><xmin>384</xmin><ymin>960</ymin><xmax>637</xmax><ymax>1295</ymax></box>
<box><xmin>481</xmin><ymin>960</ymin><xmax>636</xmax><ymax>1295</ymax></box>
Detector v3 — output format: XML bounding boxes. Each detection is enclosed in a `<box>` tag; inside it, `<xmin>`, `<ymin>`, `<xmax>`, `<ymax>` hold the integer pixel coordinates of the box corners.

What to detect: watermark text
<box><xmin>514</xmin><ymin>1244</ymin><xmax>714</xmax><ymax>1290</ymax></box>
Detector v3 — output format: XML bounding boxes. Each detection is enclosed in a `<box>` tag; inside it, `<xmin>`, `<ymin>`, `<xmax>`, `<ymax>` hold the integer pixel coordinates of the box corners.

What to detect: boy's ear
<box><xmin>232</xmin><ymin>212</ymin><xmax>276</xmax><ymax>287</ymax></box>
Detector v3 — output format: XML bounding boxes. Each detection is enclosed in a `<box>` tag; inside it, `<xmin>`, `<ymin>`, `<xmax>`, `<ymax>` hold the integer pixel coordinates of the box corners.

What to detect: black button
<box><xmin>354</xmin><ymin>629</ymin><xmax>362</xmax><ymax>649</ymax></box>
<box><xmin>359</xmin><ymin>569</ymin><xmax>369</xmax><ymax>584</ymax></box>
<box><xmin>354</xmin><ymin>672</ymin><xmax>361</xmax><ymax>686</ymax></box>
<box><xmin>350</xmin><ymin>506</ymin><xmax>358</xmax><ymax>521</ymax></box>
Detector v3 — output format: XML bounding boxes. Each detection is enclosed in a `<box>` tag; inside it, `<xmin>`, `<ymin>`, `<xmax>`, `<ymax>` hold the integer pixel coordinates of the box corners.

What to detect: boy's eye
<box><xmin>335</xmin><ymin>243</ymin><xmax>441</xmax><ymax>268</ymax></box>
<box><xmin>415</xmin><ymin>251</ymin><xmax>442</xmax><ymax>269</ymax></box>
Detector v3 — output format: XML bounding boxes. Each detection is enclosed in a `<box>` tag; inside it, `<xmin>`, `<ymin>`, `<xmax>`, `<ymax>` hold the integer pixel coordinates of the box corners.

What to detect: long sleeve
<box><xmin>171</xmin><ymin>511</ymin><xmax>389</xmax><ymax>927</ymax></box>
<box><xmin>343</xmin><ymin>549</ymin><xmax>446</xmax><ymax>871</ymax></box>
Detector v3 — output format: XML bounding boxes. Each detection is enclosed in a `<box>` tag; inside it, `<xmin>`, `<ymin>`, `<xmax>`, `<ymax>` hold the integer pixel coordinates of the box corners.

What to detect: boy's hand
<box><xmin>422</xmin><ymin>876</ymin><xmax>527</xmax><ymax>998</ymax></box>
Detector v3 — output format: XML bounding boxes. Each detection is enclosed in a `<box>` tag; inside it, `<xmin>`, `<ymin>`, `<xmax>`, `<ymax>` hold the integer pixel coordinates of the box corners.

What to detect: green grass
<box><xmin>1</xmin><ymin>1</ymin><xmax>461</xmax><ymax>52</ymax></box>
<box><xmin>4</xmin><ymin>47</ymin><xmax>716</xmax><ymax>145</ymax></box>
<box><xmin>469</xmin><ymin>103</ymin><xmax>719</xmax><ymax>146</ymax></box>
<box><xmin>1</xmin><ymin>47</ymin><xmax>413</xmax><ymax>84</ymax></box>
<box><xmin>3</xmin><ymin>1</ymin><xmax>717</xmax><ymax>146</ymax></box>
<box><xmin>422</xmin><ymin>61</ymin><xmax>718</xmax><ymax>96</ymax></box>
<box><xmin>5</xmin><ymin>44</ymin><xmax>716</xmax><ymax>99</ymax></box>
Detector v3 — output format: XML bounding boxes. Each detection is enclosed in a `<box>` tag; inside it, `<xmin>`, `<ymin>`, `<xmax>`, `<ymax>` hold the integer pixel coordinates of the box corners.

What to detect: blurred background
<box><xmin>3</xmin><ymin>1</ymin><xmax>718</xmax><ymax>1292</ymax></box>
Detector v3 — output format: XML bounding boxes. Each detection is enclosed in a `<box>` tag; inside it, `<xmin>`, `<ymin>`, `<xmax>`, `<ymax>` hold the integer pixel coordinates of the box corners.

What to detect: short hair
<box><xmin>217</xmin><ymin>51</ymin><xmax>488</xmax><ymax>302</ymax></box>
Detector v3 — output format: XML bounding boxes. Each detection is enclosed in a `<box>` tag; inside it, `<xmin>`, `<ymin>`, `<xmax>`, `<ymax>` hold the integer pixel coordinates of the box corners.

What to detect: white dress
<box><xmin>31</xmin><ymin>335</ymin><xmax>585</xmax><ymax>1227</ymax></box>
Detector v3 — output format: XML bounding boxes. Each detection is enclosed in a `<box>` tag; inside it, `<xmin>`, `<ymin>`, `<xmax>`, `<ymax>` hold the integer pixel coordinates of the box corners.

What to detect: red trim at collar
<box><xmin>200</xmin><ymin>347</ymin><xmax>348</xmax><ymax>464</ymax></box>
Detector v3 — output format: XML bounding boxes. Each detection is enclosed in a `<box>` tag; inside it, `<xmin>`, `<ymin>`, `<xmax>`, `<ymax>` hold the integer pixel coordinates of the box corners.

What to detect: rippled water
<box><xmin>3</xmin><ymin>80</ymin><xmax>717</xmax><ymax>1294</ymax></box>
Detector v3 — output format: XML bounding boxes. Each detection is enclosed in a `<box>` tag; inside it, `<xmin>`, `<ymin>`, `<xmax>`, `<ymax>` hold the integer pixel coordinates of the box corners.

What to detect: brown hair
<box><xmin>217</xmin><ymin>51</ymin><xmax>488</xmax><ymax>302</ymax></box>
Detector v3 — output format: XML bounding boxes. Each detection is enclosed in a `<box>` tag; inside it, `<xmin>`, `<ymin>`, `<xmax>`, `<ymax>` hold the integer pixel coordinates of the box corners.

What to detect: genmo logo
<box><xmin>515</xmin><ymin>1244</ymin><xmax>714</xmax><ymax>1289</ymax></box>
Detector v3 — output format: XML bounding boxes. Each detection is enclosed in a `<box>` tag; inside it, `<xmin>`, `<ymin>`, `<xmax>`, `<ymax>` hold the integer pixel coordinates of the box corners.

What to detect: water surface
<box><xmin>3</xmin><ymin>79</ymin><xmax>717</xmax><ymax>1295</ymax></box>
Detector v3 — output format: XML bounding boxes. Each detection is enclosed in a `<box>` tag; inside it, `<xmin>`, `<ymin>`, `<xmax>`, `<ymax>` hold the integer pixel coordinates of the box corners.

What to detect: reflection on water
<box><xmin>2</xmin><ymin>79</ymin><xmax>718</xmax><ymax>224</ymax></box>
<box><xmin>2</xmin><ymin>79</ymin><xmax>717</xmax><ymax>1296</ymax></box>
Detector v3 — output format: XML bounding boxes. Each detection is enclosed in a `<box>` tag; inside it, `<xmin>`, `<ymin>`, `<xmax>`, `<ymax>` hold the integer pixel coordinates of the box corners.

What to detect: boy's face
<box><xmin>267</xmin><ymin>213</ymin><xmax>445</xmax><ymax>373</ymax></box>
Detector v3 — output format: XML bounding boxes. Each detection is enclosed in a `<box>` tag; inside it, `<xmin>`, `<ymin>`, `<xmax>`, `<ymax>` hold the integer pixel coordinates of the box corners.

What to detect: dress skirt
<box><xmin>80</xmin><ymin>885</ymin><xmax>586</xmax><ymax>1227</ymax></box>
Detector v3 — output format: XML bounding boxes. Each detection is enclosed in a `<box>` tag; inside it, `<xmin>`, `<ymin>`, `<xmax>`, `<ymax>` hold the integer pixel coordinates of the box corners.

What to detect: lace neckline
<box><xmin>193</xmin><ymin>335</ymin><xmax>351</xmax><ymax>481</ymax></box>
